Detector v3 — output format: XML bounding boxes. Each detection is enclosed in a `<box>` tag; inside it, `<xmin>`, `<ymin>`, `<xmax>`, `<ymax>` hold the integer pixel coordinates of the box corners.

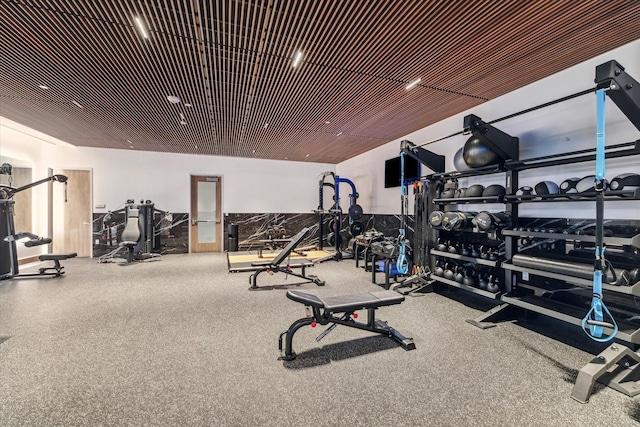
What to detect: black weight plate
<box><xmin>350</xmin><ymin>221</ymin><xmax>364</xmax><ymax>236</ymax></box>
<box><xmin>348</xmin><ymin>204</ymin><xmax>363</xmax><ymax>220</ymax></box>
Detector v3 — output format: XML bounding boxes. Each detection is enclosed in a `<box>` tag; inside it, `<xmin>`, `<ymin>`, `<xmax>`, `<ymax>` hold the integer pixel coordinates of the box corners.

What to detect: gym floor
<box><xmin>1</xmin><ymin>253</ymin><xmax>638</xmax><ymax>426</ymax></box>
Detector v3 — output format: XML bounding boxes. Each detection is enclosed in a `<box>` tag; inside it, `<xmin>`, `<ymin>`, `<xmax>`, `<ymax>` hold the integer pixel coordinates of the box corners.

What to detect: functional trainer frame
<box><xmin>249</xmin><ymin>227</ymin><xmax>325</xmax><ymax>290</ymax></box>
<box><xmin>278</xmin><ymin>289</ymin><xmax>415</xmax><ymax>360</ymax></box>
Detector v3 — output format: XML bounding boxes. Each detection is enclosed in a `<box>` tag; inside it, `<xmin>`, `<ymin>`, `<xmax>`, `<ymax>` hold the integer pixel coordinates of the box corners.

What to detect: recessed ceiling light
<box><xmin>127</xmin><ymin>140</ymin><xmax>133</xmax><ymax>144</ymax></box>
<box><xmin>184</xmin><ymin>103</ymin><xmax>192</xmax><ymax>107</ymax></box>
<box><xmin>195</xmin><ymin>145</ymin><xmax>198</xmax><ymax>149</ymax></box>
<box><xmin>263</xmin><ymin>123</ymin><xmax>269</xmax><ymax>129</ymax></box>
<box><xmin>336</xmin><ymin>132</ymin><xmax>343</xmax><ymax>136</ymax></box>
<box><xmin>72</xmin><ymin>100</ymin><xmax>84</xmax><ymax>109</ymax></box>
<box><xmin>38</xmin><ymin>84</ymin><xmax>49</xmax><ymax>90</ymax></box>
<box><xmin>405</xmin><ymin>77</ymin><xmax>422</xmax><ymax>90</ymax></box>
<box><xmin>167</xmin><ymin>95</ymin><xmax>181</xmax><ymax>104</ymax></box>
<box><xmin>252</xmin><ymin>149</ymin><xmax>256</xmax><ymax>153</ymax></box>
<box><xmin>292</xmin><ymin>51</ymin><xmax>303</xmax><ymax>68</ymax></box>
<box><xmin>134</xmin><ymin>16</ymin><xmax>149</xmax><ymax>39</ymax></box>
<box><xmin>305</xmin><ymin>154</ymin><xmax>309</xmax><ymax>158</ymax></box>
<box><xmin>325</xmin><ymin>120</ymin><xmax>330</xmax><ymax>124</ymax></box>
<box><xmin>129</xmin><ymin>145</ymin><xmax>135</xmax><ymax>149</ymax></box>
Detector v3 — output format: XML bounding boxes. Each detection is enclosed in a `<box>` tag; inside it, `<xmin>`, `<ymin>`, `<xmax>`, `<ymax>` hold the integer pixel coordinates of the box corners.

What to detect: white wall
<box><xmin>1</xmin><ymin>118</ymin><xmax>335</xmax><ymax>257</ymax></box>
<box><xmin>338</xmin><ymin>39</ymin><xmax>640</xmax><ymax>220</ymax></box>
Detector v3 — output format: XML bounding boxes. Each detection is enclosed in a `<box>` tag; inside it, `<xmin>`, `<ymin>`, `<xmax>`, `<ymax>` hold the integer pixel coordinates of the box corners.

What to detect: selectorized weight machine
<box><xmin>0</xmin><ymin>166</ymin><xmax>77</xmax><ymax>280</ymax></box>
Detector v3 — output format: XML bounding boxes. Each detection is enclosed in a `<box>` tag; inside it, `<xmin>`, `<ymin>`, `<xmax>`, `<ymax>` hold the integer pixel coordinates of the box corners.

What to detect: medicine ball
<box><xmin>482</xmin><ymin>184</ymin><xmax>506</xmax><ymax>197</ymax></box>
<box><xmin>534</xmin><ymin>181</ymin><xmax>559</xmax><ymax>196</ymax></box>
<box><xmin>463</xmin><ymin>135</ymin><xmax>500</xmax><ymax>168</ymax></box>
<box><xmin>516</xmin><ymin>186</ymin><xmax>534</xmax><ymax>200</ymax></box>
<box><xmin>610</xmin><ymin>173</ymin><xmax>640</xmax><ymax>193</ymax></box>
<box><xmin>453</xmin><ymin>147</ymin><xmax>471</xmax><ymax>172</ymax></box>
<box><xmin>559</xmin><ymin>177</ymin><xmax>581</xmax><ymax>194</ymax></box>
<box><xmin>465</xmin><ymin>184</ymin><xmax>485</xmax><ymax>198</ymax></box>
<box><xmin>455</xmin><ymin>188</ymin><xmax>467</xmax><ymax>198</ymax></box>
<box><xmin>576</xmin><ymin>175</ymin><xmax>609</xmax><ymax>193</ymax></box>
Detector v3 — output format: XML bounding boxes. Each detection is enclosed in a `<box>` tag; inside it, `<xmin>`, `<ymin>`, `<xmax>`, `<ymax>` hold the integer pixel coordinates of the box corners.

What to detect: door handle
<box><xmin>191</xmin><ymin>218</ymin><xmax>221</xmax><ymax>226</ymax></box>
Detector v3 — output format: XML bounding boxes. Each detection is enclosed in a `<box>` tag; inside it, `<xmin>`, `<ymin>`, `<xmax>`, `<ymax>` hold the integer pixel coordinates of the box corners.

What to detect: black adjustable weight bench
<box><xmin>37</xmin><ymin>253</ymin><xmax>77</xmax><ymax>277</ymax></box>
<box><xmin>249</xmin><ymin>227</ymin><xmax>325</xmax><ymax>290</ymax></box>
<box><xmin>278</xmin><ymin>289</ymin><xmax>415</xmax><ymax>360</ymax></box>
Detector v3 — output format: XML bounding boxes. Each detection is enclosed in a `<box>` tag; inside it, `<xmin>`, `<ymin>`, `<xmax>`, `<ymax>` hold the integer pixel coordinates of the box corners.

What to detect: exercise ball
<box><xmin>453</xmin><ymin>147</ymin><xmax>471</xmax><ymax>171</ymax></box>
<box><xmin>463</xmin><ymin>136</ymin><xmax>500</xmax><ymax>168</ymax></box>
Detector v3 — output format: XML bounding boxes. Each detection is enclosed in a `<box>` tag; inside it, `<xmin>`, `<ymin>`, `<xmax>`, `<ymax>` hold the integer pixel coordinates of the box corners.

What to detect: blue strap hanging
<box><xmin>581</xmin><ymin>88</ymin><xmax>618</xmax><ymax>342</ymax></box>
<box><xmin>396</xmin><ymin>153</ymin><xmax>408</xmax><ymax>274</ymax></box>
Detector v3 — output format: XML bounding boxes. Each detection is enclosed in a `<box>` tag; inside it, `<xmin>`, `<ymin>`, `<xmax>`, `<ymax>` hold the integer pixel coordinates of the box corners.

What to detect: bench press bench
<box><xmin>37</xmin><ymin>253</ymin><xmax>77</xmax><ymax>277</ymax></box>
<box><xmin>249</xmin><ymin>227</ymin><xmax>325</xmax><ymax>290</ymax></box>
<box><xmin>278</xmin><ymin>289</ymin><xmax>415</xmax><ymax>360</ymax></box>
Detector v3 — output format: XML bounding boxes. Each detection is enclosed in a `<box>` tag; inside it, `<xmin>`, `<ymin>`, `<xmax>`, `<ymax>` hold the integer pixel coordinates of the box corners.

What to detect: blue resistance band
<box><xmin>581</xmin><ymin>88</ymin><xmax>618</xmax><ymax>342</ymax></box>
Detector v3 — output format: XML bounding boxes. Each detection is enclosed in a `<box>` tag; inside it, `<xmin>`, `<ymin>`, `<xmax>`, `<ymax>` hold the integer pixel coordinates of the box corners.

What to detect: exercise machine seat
<box><xmin>121</xmin><ymin>208</ymin><xmax>141</xmax><ymax>247</ymax></box>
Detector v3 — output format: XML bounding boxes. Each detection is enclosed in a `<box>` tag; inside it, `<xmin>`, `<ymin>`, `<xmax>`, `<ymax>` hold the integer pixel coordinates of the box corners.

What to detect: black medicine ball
<box><xmin>610</xmin><ymin>173</ymin><xmax>640</xmax><ymax>191</ymax></box>
<box><xmin>463</xmin><ymin>136</ymin><xmax>500</xmax><ymax>168</ymax></box>
<box><xmin>559</xmin><ymin>177</ymin><xmax>581</xmax><ymax>194</ymax></box>
<box><xmin>482</xmin><ymin>185</ymin><xmax>506</xmax><ymax>197</ymax></box>
<box><xmin>465</xmin><ymin>184</ymin><xmax>485</xmax><ymax>198</ymax></box>
<box><xmin>534</xmin><ymin>181</ymin><xmax>559</xmax><ymax>195</ymax></box>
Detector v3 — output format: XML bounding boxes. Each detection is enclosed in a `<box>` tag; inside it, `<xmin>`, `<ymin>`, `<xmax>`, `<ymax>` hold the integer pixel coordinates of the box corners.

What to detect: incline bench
<box><xmin>249</xmin><ymin>227</ymin><xmax>325</xmax><ymax>290</ymax></box>
<box><xmin>278</xmin><ymin>289</ymin><xmax>415</xmax><ymax>360</ymax></box>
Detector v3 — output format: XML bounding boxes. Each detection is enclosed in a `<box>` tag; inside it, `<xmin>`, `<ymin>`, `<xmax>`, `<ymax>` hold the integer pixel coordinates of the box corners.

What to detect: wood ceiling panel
<box><xmin>1</xmin><ymin>0</ymin><xmax>639</xmax><ymax>163</ymax></box>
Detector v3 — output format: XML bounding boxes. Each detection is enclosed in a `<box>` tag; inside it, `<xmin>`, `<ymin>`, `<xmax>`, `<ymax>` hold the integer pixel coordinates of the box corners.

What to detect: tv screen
<box><xmin>384</xmin><ymin>156</ymin><xmax>420</xmax><ymax>188</ymax></box>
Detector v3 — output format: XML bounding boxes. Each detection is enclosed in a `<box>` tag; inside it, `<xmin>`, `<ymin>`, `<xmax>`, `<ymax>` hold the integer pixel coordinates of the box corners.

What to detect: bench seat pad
<box><xmin>286</xmin><ymin>289</ymin><xmax>404</xmax><ymax>312</ymax></box>
<box><xmin>39</xmin><ymin>253</ymin><xmax>78</xmax><ymax>261</ymax></box>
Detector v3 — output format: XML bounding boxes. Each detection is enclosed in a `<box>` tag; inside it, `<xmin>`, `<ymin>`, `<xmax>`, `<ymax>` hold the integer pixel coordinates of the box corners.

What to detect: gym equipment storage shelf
<box><xmin>428</xmin><ymin>162</ymin><xmax>516</xmax><ymax>300</ymax></box>
<box><xmin>490</xmin><ymin>137</ymin><xmax>640</xmax><ymax>345</ymax></box>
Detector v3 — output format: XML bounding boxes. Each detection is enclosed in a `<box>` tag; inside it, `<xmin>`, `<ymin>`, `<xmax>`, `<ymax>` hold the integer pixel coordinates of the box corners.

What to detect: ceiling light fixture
<box><xmin>127</xmin><ymin>140</ymin><xmax>133</xmax><ymax>144</ymax></box>
<box><xmin>134</xmin><ymin>17</ymin><xmax>149</xmax><ymax>39</ymax></box>
<box><xmin>184</xmin><ymin>103</ymin><xmax>192</xmax><ymax>107</ymax></box>
<box><xmin>263</xmin><ymin>123</ymin><xmax>269</xmax><ymax>129</ymax></box>
<box><xmin>72</xmin><ymin>100</ymin><xmax>84</xmax><ymax>109</ymax></box>
<box><xmin>336</xmin><ymin>132</ymin><xmax>343</xmax><ymax>136</ymax></box>
<box><xmin>305</xmin><ymin>154</ymin><xmax>309</xmax><ymax>158</ymax></box>
<box><xmin>405</xmin><ymin>77</ymin><xmax>422</xmax><ymax>90</ymax></box>
<box><xmin>179</xmin><ymin>112</ymin><xmax>187</xmax><ymax>125</ymax></box>
<box><xmin>38</xmin><ymin>84</ymin><xmax>49</xmax><ymax>90</ymax></box>
<box><xmin>167</xmin><ymin>95</ymin><xmax>180</xmax><ymax>104</ymax></box>
<box><xmin>292</xmin><ymin>51</ymin><xmax>303</xmax><ymax>68</ymax></box>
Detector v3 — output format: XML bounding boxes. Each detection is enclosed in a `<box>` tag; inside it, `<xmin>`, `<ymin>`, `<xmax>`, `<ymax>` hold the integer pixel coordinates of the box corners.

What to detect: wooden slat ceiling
<box><xmin>1</xmin><ymin>0</ymin><xmax>639</xmax><ymax>164</ymax></box>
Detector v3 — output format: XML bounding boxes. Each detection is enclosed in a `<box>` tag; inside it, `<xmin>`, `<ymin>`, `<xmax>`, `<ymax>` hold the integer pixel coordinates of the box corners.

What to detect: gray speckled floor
<box><xmin>1</xmin><ymin>253</ymin><xmax>638</xmax><ymax>426</ymax></box>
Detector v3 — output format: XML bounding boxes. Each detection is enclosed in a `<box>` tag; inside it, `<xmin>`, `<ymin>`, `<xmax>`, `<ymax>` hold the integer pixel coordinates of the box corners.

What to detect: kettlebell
<box><xmin>471</xmin><ymin>243</ymin><xmax>481</xmax><ymax>258</ymax></box>
<box><xmin>486</xmin><ymin>275</ymin><xmax>501</xmax><ymax>293</ymax></box>
<box><xmin>434</xmin><ymin>260</ymin><xmax>445</xmax><ymax>277</ymax></box>
<box><xmin>436</xmin><ymin>239</ymin><xmax>448</xmax><ymax>252</ymax></box>
<box><xmin>480</xmin><ymin>245</ymin><xmax>489</xmax><ymax>259</ymax></box>
<box><xmin>448</xmin><ymin>242</ymin><xmax>459</xmax><ymax>254</ymax></box>
<box><xmin>443</xmin><ymin>263</ymin><xmax>455</xmax><ymax>280</ymax></box>
<box><xmin>478</xmin><ymin>273</ymin><xmax>488</xmax><ymax>290</ymax></box>
<box><xmin>461</xmin><ymin>244</ymin><xmax>471</xmax><ymax>257</ymax></box>
<box><xmin>462</xmin><ymin>268</ymin><xmax>476</xmax><ymax>287</ymax></box>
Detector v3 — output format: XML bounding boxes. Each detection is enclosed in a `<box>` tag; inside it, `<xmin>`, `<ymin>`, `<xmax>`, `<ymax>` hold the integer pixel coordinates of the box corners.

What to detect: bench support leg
<box><xmin>279</xmin><ymin>306</ymin><xmax>415</xmax><ymax>361</ymax></box>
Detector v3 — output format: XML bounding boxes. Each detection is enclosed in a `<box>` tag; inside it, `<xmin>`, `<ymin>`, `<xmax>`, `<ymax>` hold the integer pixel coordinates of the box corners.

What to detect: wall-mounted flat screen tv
<box><xmin>384</xmin><ymin>155</ymin><xmax>420</xmax><ymax>188</ymax></box>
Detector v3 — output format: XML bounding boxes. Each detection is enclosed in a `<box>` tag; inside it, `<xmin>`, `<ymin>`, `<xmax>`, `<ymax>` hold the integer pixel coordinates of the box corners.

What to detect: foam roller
<box><xmin>512</xmin><ymin>254</ymin><xmax>631</xmax><ymax>286</ymax></box>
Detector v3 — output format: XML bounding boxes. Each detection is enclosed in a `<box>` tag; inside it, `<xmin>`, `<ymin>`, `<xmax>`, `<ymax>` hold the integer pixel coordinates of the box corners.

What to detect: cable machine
<box><xmin>1</xmin><ymin>167</ymin><xmax>74</xmax><ymax>279</ymax></box>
